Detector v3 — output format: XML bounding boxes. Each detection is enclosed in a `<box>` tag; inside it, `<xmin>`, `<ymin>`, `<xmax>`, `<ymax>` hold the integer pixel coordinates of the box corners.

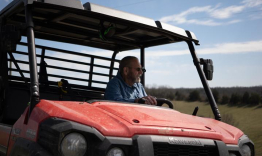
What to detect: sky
<box><xmin>1</xmin><ymin>0</ymin><xmax>262</xmax><ymax>88</ymax></box>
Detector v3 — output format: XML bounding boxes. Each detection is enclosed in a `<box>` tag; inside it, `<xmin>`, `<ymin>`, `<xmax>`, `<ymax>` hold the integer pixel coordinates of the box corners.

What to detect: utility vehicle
<box><xmin>0</xmin><ymin>0</ymin><xmax>254</xmax><ymax>156</ymax></box>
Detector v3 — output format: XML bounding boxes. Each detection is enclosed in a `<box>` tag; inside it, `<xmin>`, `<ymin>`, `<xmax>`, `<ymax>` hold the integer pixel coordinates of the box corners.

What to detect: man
<box><xmin>104</xmin><ymin>56</ymin><xmax>157</xmax><ymax>105</ymax></box>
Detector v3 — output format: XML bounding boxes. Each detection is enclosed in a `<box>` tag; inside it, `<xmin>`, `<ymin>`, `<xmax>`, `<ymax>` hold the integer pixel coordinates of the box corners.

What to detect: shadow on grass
<box><xmin>204</xmin><ymin>102</ymin><xmax>209</xmax><ymax>106</ymax></box>
<box><xmin>218</xmin><ymin>103</ymin><xmax>262</xmax><ymax>108</ymax></box>
<box><xmin>205</xmin><ymin>102</ymin><xmax>246</xmax><ymax>109</ymax></box>
<box><xmin>254</xmin><ymin>105</ymin><xmax>262</xmax><ymax>109</ymax></box>
<box><xmin>183</xmin><ymin>101</ymin><xmax>262</xmax><ymax>109</ymax></box>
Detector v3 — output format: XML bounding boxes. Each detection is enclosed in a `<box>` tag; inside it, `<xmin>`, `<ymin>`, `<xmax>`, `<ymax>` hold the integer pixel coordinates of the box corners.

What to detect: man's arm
<box><xmin>135</xmin><ymin>84</ymin><xmax>157</xmax><ymax>105</ymax></box>
<box><xmin>141</xmin><ymin>85</ymin><xmax>147</xmax><ymax>97</ymax></box>
<box><xmin>104</xmin><ymin>81</ymin><xmax>135</xmax><ymax>103</ymax></box>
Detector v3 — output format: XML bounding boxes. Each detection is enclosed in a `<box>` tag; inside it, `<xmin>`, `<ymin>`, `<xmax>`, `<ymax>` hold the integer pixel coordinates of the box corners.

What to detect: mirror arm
<box><xmin>25</xmin><ymin>5</ymin><xmax>40</xmax><ymax>120</ymax></box>
<box><xmin>186</xmin><ymin>41</ymin><xmax>221</xmax><ymax>121</ymax></box>
<box><xmin>140</xmin><ymin>46</ymin><xmax>145</xmax><ymax>86</ymax></box>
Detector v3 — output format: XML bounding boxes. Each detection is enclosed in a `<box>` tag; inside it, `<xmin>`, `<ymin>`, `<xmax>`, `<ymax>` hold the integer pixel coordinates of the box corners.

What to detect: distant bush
<box><xmin>145</xmin><ymin>86</ymin><xmax>188</xmax><ymax>101</ymax></box>
<box><xmin>175</xmin><ymin>91</ymin><xmax>185</xmax><ymax>101</ymax></box>
<box><xmin>166</xmin><ymin>92</ymin><xmax>175</xmax><ymax>100</ymax></box>
<box><xmin>220</xmin><ymin>95</ymin><xmax>229</xmax><ymax>104</ymax></box>
<box><xmin>145</xmin><ymin>86</ymin><xmax>262</xmax><ymax>106</ymax></box>
<box><xmin>249</xmin><ymin>93</ymin><xmax>261</xmax><ymax>105</ymax></box>
<box><xmin>242</xmin><ymin>91</ymin><xmax>250</xmax><ymax>104</ymax></box>
<box><xmin>229</xmin><ymin>93</ymin><xmax>241</xmax><ymax>105</ymax></box>
<box><xmin>187</xmin><ymin>90</ymin><xmax>201</xmax><ymax>102</ymax></box>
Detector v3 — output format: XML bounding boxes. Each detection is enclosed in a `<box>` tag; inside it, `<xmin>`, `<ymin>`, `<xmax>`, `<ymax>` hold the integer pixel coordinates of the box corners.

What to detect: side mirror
<box><xmin>200</xmin><ymin>58</ymin><xmax>213</xmax><ymax>80</ymax></box>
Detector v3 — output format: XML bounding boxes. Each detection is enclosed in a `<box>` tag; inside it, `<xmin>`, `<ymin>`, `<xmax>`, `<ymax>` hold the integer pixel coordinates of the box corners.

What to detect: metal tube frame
<box><xmin>109</xmin><ymin>50</ymin><xmax>119</xmax><ymax>80</ymax></box>
<box><xmin>140</xmin><ymin>47</ymin><xmax>145</xmax><ymax>86</ymax></box>
<box><xmin>0</xmin><ymin>20</ymin><xmax>8</xmax><ymax>120</ymax></box>
<box><xmin>186</xmin><ymin>41</ymin><xmax>221</xmax><ymax>121</ymax></box>
<box><xmin>9</xmin><ymin>43</ymin><xmax>119</xmax><ymax>87</ymax></box>
<box><xmin>25</xmin><ymin>5</ymin><xmax>40</xmax><ymax>116</ymax></box>
<box><xmin>7</xmin><ymin>51</ymin><xmax>29</xmax><ymax>87</ymax></box>
<box><xmin>88</xmin><ymin>57</ymin><xmax>94</xmax><ymax>87</ymax></box>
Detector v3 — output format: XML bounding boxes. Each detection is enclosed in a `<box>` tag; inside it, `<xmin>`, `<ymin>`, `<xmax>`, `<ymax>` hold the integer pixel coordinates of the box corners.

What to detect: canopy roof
<box><xmin>0</xmin><ymin>0</ymin><xmax>199</xmax><ymax>51</ymax></box>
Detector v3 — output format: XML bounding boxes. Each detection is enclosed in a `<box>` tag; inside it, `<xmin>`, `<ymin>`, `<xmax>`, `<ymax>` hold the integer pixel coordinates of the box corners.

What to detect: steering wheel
<box><xmin>156</xmin><ymin>98</ymin><xmax>174</xmax><ymax>109</ymax></box>
<box><xmin>138</xmin><ymin>98</ymin><xmax>174</xmax><ymax>109</ymax></box>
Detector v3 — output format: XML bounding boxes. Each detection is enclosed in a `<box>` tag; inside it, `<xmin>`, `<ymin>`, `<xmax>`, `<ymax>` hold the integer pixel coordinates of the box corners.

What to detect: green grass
<box><xmin>173</xmin><ymin>101</ymin><xmax>262</xmax><ymax>156</ymax></box>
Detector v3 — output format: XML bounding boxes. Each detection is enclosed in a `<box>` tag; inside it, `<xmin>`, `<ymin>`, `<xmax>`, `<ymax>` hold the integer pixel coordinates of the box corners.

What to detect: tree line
<box><xmin>145</xmin><ymin>86</ymin><xmax>262</xmax><ymax>106</ymax></box>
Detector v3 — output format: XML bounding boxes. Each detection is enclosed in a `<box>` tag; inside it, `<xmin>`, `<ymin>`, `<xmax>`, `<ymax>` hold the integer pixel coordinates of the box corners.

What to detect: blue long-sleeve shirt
<box><xmin>104</xmin><ymin>72</ymin><xmax>147</xmax><ymax>103</ymax></box>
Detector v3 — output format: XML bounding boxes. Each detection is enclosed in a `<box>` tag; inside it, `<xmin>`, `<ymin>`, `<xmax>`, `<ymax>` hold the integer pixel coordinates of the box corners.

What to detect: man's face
<box><xmin>127</xmin><ymin>59</ymin><xmax>143</xmax><ymax>84</ymax></box>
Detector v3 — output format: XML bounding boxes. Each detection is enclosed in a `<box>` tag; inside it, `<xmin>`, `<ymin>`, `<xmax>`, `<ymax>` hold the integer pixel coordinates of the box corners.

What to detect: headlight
<box><xmin>106</xmin><ymin>147</ymin><xmax>125</xmax><ymax>156</ymax></box>
<box><xmin>61</xmin><ymin>133</ymin><xmax>87</xmax><ymax>156</ymax></box>
<box><xmin>241</xmin><ymin>144</ymin><xmax>252</xmax><ymax>156</ymax></box>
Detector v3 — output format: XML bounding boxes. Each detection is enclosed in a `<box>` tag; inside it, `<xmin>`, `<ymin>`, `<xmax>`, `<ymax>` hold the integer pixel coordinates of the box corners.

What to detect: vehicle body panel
<box><xmin>7</xmin><ymin>100</ymin><xmax>243</xmax><ymax>147</ymax></box>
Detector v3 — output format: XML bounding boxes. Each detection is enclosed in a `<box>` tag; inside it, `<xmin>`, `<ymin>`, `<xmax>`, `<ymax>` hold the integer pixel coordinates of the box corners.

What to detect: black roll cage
<box><xmin>0</xmin><ymin>0</ymin><xmax>221</xmax><ymax>121</ymax></box>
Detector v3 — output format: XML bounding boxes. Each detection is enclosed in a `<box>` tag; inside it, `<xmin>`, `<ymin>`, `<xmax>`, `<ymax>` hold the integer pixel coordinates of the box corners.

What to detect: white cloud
<box><xmin>210</xmin><ymin>6</ymin><xmax>245</xmax><ymax>19</ymax></box>
<box><xmin>185</xmin><ymin>19</ymin><xmax>222</xmax><ymax>26</ymax></box>
<box><xmin>144</xmin><ymin>40</ymin><xmax>262</xmax><ymax>57</ymax></box>
<box><xmin>179</xmin><ymin>6</ymin><xmax>214</xmax><ymax>17</ymax></box>
<box><xmin>160</xmin><ymin>6</ymin><xmax>217</xmax><ymax>25</ymax></box>
<box><xmin>242</xmin><ymin>0</ymin><xmax>262</xmax><ymax>7</ymax></box>
<box><xmin>226</xmin><ymin>19</ymin><xmax>242</xmax><ymax>24</ymax></box>
<box><xmin>160</xmin><ymin>0</ymin><xmax>262</xmax><ymax>26</ymax></box>
<box><xmin>4</xmin><ymin>0</ymin><xmax>10</xmax><ymax>2</ymax></box>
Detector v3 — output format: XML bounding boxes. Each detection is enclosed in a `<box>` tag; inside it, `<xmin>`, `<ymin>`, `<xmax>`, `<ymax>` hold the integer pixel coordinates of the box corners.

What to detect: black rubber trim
<box><xmin>83</xmin><ymin>2</ymin><xmax>91</xmax><ymax>11</ymax></box>
<box><xmin>186</xmin><ymin>30</ymin><xmax>200</xmax><ymax>45</ymax></box>
<box><xmin>215</xmin><ymin>140</ymin><xmax>229</xmax><ymax>156</ymax></box>
<box><xmin>155</xmin><ymin>21</ymin><xmax>162</xmax><ymax>29</ymax></box>
<box><xmin>185</xmin><ymin>30</ymin><xmax>192</xmax><ymax>39</ymax></box>
<box><xmin>106</xmin><ymin>137</ymin><xmax>132</xmax><ymax>145</ymax></box>
<box><xmin>226</xmin><ymin>144</ymin><xmax>241</xmax><ymax>156</ymax></box>
<box><xmin>226</xmin><ymin>144</ymin><xmax>239</xmax><ymax>151</ymax></box>
<box><xmin>133</xmin><ymin>135</ymin><xmax>154</xmax><ymax>156</ymax></box>
<box><xmin>10</xmin><ymin>137</ymin><xmax>52</xmax><ymax>156</ymax></box>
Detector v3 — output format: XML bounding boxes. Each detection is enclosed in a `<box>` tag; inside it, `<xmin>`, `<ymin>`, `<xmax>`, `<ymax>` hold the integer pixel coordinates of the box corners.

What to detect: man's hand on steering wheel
<box><xmin>143</xmin><ymin>95</ymin><xmax>157</xmax><ymax>105</ymax></box>
<box><xmin>135</xmin><ymin>95</ymin><xmax>157</xmax><ymax>105</ymax></box>
<box><xmin>136</xmin><ymin>96</ymin><xmax>174</xmax><ymax>109</ymax></box>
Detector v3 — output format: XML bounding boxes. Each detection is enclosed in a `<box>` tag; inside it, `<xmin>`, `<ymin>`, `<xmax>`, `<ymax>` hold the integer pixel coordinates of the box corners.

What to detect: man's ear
<box><xmin>123</xmin><ymin>67</ymin><xmax>129</xmax><ymax>75</ymax></box>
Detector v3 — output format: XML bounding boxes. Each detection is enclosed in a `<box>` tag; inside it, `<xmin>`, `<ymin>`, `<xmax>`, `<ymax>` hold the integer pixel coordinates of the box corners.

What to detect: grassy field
<box><xmin>173</xmin><ymin>101</ymin><xmax>262</xmax><ymax>156</ymax></box>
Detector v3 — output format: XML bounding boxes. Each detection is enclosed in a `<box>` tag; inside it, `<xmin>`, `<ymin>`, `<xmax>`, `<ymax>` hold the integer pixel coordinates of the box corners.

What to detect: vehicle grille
<box><xmin>153</xmin><ymin>143</ymin><xmax>219</xmax><ymax>156</ymax></box>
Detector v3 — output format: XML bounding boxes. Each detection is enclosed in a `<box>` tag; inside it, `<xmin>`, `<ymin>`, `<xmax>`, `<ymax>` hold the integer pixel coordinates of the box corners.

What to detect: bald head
<box><xmin>119</xmin><ymin>56</ymin><xmax>138</xmax><ymax>73</ymax></box>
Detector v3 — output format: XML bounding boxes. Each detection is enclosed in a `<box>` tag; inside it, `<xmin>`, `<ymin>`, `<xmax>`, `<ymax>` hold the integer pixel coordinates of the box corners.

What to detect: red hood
<box><xmin>32</xmin><ymin>100</ymin><xmax>243</xmax><ymax>145</ymax></box>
